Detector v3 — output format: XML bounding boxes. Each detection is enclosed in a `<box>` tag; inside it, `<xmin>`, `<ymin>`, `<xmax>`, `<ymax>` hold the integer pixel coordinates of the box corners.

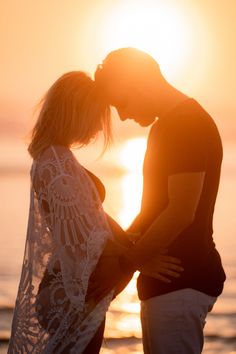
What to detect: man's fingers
<box><xmin>159</xmin><ymin>255</ymin><xmax>182</xmax><ymax>264</ymax></box>
<box><xmin>144</xmin><ymin>265</ymin><xmax>183</xmax><ymax>280</ymax></box>
<box><xmin>150</xmin><ymin>273</ymin><xmax>171</xmax><ymax>283</ymax></box>
<box><xmin>159</xmin><ymin>269</ymin><xmax>181</xmax><ymax>277</ymax></box>
<box><xmin>163</xmin><ymin>263</ymin><xmax>184</xmax><ymax>272</ymax></box>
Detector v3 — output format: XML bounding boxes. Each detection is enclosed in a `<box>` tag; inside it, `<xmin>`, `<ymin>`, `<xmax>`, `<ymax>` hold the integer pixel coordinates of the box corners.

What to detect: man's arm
<box><xmin>121</xmin><ymin>172</ymin><xmax>205</xmax><ymax>270</ymax></box>
<box><xmin>86</xmin><ymin>172</ymin><xmax>205</xmax><ymax>303</ymax></box>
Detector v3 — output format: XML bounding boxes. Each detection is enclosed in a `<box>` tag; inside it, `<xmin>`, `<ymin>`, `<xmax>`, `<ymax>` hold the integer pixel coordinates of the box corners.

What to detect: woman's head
<box><xmin>28</xmin><ymin>71</ymin><xmax>111</xmax><ymax>159</ymax></box>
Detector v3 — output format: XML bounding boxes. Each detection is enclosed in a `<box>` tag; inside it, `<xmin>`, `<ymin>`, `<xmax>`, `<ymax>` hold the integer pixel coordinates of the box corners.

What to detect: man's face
<box><xmin>107</xmin><ymin>84</ymin><xmax>156</xmax><ymax>127</ymax></box>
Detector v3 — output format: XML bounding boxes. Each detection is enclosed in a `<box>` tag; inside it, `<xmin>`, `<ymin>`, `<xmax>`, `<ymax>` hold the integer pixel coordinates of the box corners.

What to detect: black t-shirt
<box><xmin>136</xmin><ymin>98</ymin><xmax>226</xmax><ymax>300</ymax></box>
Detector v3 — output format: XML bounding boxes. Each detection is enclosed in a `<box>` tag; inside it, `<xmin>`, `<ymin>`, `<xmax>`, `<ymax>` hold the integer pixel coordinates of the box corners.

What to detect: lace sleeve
<box><xmin>8</xmin><ymin>148</ymin><xmax>115</xmax><ymax>354</ymax></box>
<box><xmin>46</xmin><ymin>168</ymin><xmax>111</xmax><ymax>309</ymax></box>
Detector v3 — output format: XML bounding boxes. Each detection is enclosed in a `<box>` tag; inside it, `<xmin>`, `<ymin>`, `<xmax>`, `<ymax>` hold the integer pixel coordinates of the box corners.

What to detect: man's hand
<box><xmin>139</xmin><ymin>252</ymin><xmax>184</xmax><ymax>283</ymax></box>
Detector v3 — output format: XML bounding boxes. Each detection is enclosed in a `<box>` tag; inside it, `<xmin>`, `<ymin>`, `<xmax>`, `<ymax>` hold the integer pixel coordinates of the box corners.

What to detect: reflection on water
<box><xmin>105</xmin><ymin>273</ymin><xmax>141</xmax><ymax>337</ymax></box>
<box><xmin>118</xmin><ymin>138</ymin><xmax>146</xmax><ymax>172</ymax></box>
<box><xmin>117</xmin><ymin>137</ymin><xmax>146</xmax><ymax>228</ymax></box>
<box><xmin>118</xmin><ymin>173</ymin><xmax>143</xmax><ymax>228</ymax></box>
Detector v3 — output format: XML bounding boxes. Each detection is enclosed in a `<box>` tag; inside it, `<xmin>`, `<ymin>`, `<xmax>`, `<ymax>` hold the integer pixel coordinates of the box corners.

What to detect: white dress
<box><xmin>8</xmin><ymin>145</ymin><xmax>115</xmax><ymax>353</ymax></box>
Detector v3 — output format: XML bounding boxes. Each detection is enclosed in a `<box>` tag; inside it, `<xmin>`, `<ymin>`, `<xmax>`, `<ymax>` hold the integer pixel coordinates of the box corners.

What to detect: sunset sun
<box><xmin>102</xmin><ymin>0</ymin><xmax>193</xmax><ymax>79</ymax></box>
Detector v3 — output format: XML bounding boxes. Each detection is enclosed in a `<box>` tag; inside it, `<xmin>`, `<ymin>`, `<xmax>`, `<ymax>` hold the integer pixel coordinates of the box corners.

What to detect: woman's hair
<box><xmin>28</xmin><ymin>71</ymin><xmax>112</xmax><ymax>159</ymax></box>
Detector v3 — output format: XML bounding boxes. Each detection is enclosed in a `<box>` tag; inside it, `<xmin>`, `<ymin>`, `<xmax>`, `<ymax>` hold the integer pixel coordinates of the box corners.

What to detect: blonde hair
<box><xmin>28</xmin><ymin>71</ymin><xmax>112</xmax><ymax>160</ymax></box>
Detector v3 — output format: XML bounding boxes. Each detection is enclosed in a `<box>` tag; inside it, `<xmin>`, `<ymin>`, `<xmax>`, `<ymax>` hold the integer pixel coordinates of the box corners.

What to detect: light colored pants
<box><xmin>140</xmin><ymin>288</ymin><xmax>216</xmax><ymax>354</ymax></box>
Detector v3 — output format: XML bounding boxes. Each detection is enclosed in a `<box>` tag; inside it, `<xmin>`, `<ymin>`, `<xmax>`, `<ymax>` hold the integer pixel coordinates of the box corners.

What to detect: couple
<box><xmin>8</xmin><ymin>48</ymin><xmax>226</xmax><ymax>354</ymax></box>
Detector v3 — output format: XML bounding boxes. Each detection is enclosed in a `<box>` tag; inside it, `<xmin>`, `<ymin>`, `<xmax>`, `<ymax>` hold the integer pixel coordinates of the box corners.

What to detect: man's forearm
<box><xmin>123</xmin><ymin>205</ymin><xmax>192</xmax><ymax>269</ymax></box>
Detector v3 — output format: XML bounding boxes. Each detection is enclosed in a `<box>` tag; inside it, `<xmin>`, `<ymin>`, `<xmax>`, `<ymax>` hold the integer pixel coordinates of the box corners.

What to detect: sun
<box><xmin>117</xmin><ymin>137</ymin><xmax>147</xmax><ymax>228</ymax></box>
<box><xmin>101</xmin><ymin>0</ymin><xmax>193</xmax><ymax>80</ymax></box>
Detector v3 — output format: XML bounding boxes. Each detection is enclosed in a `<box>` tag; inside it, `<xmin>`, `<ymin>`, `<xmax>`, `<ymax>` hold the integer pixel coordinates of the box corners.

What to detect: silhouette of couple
<box><xmin>8</xmin><ymin>48</ymin><xmax>225</xmax><ymax>354</ymax></box>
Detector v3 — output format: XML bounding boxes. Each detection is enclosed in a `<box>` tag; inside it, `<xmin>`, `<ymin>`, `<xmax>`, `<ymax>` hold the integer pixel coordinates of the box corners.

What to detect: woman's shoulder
<box><xmin>33</xmin><ymin>145</ymin><xmax>79</xmax><ymax>180</ymax></box>
<box><xmin>36</xmin><ymin>145</ymin><xmax>77</xmax><ymax>168</ymax></box>
<box><xmin>38</xmin><ymin>145</ymin><xmax>71</xmax><ymax>162</ymax></box>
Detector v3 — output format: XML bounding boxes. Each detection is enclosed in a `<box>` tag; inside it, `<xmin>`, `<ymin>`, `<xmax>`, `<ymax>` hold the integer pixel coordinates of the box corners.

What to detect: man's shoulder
<box><xmin>148</xmin><ymin>98</ymin><xmax>219</xmax><ymax>143</ymax></box>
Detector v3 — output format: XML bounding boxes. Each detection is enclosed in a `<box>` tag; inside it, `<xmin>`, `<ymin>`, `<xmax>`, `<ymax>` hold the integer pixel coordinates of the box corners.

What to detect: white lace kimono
<box><xmin>8</xmin><ymin>146</ymin><xmax>115</xmax><ymax>354</ymax></box>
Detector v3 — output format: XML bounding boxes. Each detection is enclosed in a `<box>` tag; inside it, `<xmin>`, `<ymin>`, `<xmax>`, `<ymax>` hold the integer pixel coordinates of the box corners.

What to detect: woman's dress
<box><xmin>8</xmin><ymin>146</ymin><xmax>116</xmax><ymax>353</ymax></box>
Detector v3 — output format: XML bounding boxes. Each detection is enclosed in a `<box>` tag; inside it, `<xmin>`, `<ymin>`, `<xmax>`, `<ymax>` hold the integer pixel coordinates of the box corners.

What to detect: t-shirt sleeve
<box><xmin>164</xmin><ymin>117</ymin><xmax>208</xmax><ymax>175</ymax></box>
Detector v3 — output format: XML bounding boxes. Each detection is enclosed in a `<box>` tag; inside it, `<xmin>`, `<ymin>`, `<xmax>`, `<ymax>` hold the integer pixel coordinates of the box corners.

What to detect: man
<box><xmin>90</xmin><ymin>47</ymin><xmax>226</xmax><ymax>353</ymax></box>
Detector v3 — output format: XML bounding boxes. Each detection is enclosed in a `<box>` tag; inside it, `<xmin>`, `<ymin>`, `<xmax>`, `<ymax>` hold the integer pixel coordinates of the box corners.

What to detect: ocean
<box><xmin>0</xmin><ymin>138</ymin><xmax>235</xmax><ymax>353</ymax></box>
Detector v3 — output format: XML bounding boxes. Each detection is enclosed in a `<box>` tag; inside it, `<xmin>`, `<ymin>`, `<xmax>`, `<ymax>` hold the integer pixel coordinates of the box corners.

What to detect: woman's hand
<box><xmin>139</xmin><ymin>253</ymin><xmax>184</xmax><ymax>283</ymax></box>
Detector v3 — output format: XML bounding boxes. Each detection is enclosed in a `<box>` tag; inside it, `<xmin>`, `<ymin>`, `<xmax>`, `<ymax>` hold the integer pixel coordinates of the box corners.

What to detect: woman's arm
<box><xmin>105</xmin><ymin>213</ymin><xmax>132</xmax><ymax>248</ymax></box>
<box><xmin>86</xmin><ymin>213</ymin><xmax>184</xmax><ymax>302</ymax></box>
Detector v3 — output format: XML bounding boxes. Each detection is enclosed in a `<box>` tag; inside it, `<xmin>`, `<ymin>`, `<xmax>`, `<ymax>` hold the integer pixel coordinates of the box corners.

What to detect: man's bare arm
<box><xmin>122</xmin><ymin>172</ymin><xmax>205</xmax><ymax>269</ymax></box>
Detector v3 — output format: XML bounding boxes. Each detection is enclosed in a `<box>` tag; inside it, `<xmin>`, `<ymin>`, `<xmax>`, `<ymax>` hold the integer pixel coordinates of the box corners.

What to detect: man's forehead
<box><xmin>95</xmin><ymin>65</ymin><xmax>134</xmax><ymax>106</ymax></box>
<box><xmin>105</xmin><ymin>82</ymin><xmax>128</xmax><ymax>106</ymax></box>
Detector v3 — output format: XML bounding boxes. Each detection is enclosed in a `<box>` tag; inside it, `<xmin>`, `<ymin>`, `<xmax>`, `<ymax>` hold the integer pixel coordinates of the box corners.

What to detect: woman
<box><xmin>8</xmin><ymin>71</ymin><xmax>182</xmax><ymax>354</ymax></box>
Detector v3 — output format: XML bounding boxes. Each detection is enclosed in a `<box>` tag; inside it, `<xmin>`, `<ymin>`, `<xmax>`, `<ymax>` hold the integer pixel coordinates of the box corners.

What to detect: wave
<box><xmin>0</xmin><ymin>163</ymin><xmax>126</xmax><ymax>177</ymax></box>
<box><xmin>206</xmin><ymin>335</ymin><xmax>236</xmax><ymax>343</ymax></box>
<box><xmin>1</xmin><ymin>305</ymin><xmax>236</xmax><ymax>318</ymax></box>
<box><xmin>0</xmin><ymin>166</ymin><xmax>28</xmax><ymax>175</ymax></box>
<box><xmin>1</xmin><ymin>307</ymin><xmax>236</xmax><ymax>344</ymax></box>
<box><xmin>1</xmin><ymin>334</ymin><xmax>236</xmax><ymax>344</ymax></box>
<box><xmin>0</xmin><ymin>307</ymin><xmax>14</xmax><ymax>314</ymax></box>
<box><xmin>209</xmin><ymin>311</ymin><xmax>236</xmax><ymax>318</ymax></box>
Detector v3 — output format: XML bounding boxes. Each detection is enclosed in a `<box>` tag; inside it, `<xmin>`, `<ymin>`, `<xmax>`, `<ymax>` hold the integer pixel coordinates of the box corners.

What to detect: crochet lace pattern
<box><xmin>8</xmin><ymin>146</ymin><xmax>114</xmax><ymax>353</ymax></box>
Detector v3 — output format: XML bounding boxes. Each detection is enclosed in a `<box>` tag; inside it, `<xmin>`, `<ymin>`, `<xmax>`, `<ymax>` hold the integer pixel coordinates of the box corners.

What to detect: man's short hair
<box><xmin>95</xmin><ymin>47</ymin><xmax>163</xmax><ymax>90</ymax></box>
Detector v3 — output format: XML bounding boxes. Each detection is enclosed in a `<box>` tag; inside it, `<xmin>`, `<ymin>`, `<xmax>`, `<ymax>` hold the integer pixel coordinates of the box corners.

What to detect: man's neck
<box><xmin>155</xmin><ymin>84</ymin><xmax>189</xmax><ymax>119</ymax></box>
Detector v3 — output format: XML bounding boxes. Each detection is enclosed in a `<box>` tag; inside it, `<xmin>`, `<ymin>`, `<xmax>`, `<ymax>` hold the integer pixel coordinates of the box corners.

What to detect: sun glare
<box><xmin>102</xmin><ymin>0</ymin><xmax>193</xmax><ymax>80</ymax></box>
<box><xmin>117</xmin><ymin>137</ymin><xmax>147</xmax><ymax>228</ymax></box>
<box><xmin>118</xmin><ymin>137</ymin><xmax>147</xmax><ymax>172</ymax></box>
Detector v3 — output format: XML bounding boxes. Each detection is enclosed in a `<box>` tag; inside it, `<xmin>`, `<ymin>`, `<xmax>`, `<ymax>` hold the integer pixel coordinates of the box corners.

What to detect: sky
<box><xmin>0</xmin><ymin>0</ymin><xmax>235</xmax><ymax>142</ymax></box>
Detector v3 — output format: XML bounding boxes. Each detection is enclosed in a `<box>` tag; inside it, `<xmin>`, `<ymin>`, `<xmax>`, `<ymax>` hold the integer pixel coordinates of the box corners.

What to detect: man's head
<box><xmin>95</xmin><ymin>47</ymin><xmax>166</xmax><ymax>126</ymax></box>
